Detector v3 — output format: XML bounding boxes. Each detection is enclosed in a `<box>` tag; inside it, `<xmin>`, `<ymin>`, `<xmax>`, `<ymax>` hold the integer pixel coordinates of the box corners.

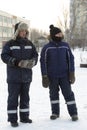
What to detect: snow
<box><xmin>0</xmin><ymin>48</ymin><xmax>87</xmax><ymax>130</ymax></box>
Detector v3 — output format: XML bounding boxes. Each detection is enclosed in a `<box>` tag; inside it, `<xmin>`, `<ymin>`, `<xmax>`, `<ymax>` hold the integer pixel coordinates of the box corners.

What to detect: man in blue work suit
<box><xmin>1</xmin><ymin>22</ymin><xmax>38</xmax><ymax>127</ymax></box>
<box><xmin>40</xmin><ymin>25</ymin><xmax>78</xmax><ymax>121</ymax></box>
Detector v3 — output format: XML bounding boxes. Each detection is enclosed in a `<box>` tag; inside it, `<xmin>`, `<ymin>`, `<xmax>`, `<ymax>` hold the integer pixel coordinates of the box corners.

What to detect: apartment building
<box><xmin>0</xmin><ymin>10</ymin><xmax>30</xmax><ymax>48</ymax></box>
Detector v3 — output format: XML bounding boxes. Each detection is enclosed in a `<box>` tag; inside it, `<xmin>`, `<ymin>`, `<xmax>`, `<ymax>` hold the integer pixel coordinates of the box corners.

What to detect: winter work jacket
<box><xmin>40</xmin><ymin>41</ymin><xmax>74</xmax><ymax>78</ymax></box>
<box><xmin>1</xmin><ymin>38</ymin><xmax>38</xmax><ymax>83</ymax></box>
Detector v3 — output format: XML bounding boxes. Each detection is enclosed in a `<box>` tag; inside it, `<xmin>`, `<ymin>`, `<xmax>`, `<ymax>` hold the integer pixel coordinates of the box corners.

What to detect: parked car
<box><xmin>80</xmin><ymin>48</ymin><xmax>87</xmax><ymax>67</ymax></box>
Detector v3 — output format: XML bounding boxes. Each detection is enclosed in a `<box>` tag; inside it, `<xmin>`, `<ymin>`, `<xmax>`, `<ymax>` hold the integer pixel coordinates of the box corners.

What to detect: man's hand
<box><xmin>69</xmin><ymin>72</ymin><xmax>75</xmax><ymax>84</ymax></box>
<box><xmin>18</xmin><ymin>59</ymin><xmax>35</xmax><ymax>69</ymax></box>
<box><xmin>42</xmin><ymin>75</ymin><xmax>50</xmax><ymax>88</ymax></box>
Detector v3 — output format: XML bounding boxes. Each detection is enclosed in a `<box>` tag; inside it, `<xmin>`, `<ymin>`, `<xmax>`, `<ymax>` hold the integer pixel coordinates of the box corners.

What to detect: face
<box><xmin>55</xmin><ymin>32</ymin><xmax>63</xmax><ymax>37</ymax></box>
<box><xmin>18</xmin><ymin>30</ymin><xmax>27</xmax><ymax>38</ymax></box>
<box><xmin>52</xmin><ymin>32</ymin><xmax>63</xmax><ymax>42</ymax></box>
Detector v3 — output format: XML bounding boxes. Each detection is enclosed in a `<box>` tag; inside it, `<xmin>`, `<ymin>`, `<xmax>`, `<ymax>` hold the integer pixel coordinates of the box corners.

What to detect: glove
<box><xmin>69</xmin><ymin>72</ymin><xmax>75</xmax><ymax>84</ymax></box>
<box><xmin>18</xmin><ymin>59</ymin><xmax>35</xmax><ymax>69</ymax></box>
<box><xmin>42</xmin><ymin>75</ymin><xmax>50</xmax><ymax>88</ymax></box>
<box><xmin>8</xmin><ymin>57</ymin><xmax>19</xmax><ymax>66</ymax></box>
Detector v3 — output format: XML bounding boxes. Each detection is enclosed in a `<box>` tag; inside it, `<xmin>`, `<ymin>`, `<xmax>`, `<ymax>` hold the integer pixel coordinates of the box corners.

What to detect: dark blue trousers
<box><xmin>49</xmin><ymin>76</ymin><xmax>78</xmax><ymax>117</ymax></box>
<box><xmin>7</xmin><ymin>82</ymin><xmax>30</xmax><ymax>122</ymax></box>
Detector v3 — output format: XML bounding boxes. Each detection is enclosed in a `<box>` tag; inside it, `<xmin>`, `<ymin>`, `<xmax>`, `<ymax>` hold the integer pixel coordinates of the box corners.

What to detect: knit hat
<box><xmin>49</xmin><ymin>25</ymin><xmax>61</xmax><ymax>37</ymax></box>
<box><xmin>13</xmin><ymin>22</ymin><xmax>29</xmax><ymax>40</ymax></box>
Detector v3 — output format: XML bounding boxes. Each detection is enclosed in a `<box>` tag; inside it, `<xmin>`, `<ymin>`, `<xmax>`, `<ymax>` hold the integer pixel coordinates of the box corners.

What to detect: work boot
<box><xmin>50</xmin><ymin>114</ymin><xmax>59</xmax><ymax>120</ymax></box>
<box><xmin>10</xmin><ymin>121</ymin><xmax>18</xmax><ymax>127</ymax></box>
<box><xmin>71</xmin><ymin>115</ymin><xmax>78</xmax><ymax>121</ymax></box>
<box><xmin>20</xmin><ymin>118</ymin><xmax>32</xmax><ymax>123</ymax></box>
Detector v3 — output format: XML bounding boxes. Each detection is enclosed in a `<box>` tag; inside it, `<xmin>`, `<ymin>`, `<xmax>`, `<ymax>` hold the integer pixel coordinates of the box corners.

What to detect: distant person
<box><xmin>1</xmin><ymin>22</ymin><xmax>38</xmax><ymax>127</ymax></box>
<box><xmin>40</xmin><ymin>25</ymin><xmax>78</xmax><ymax>121</ymax></box>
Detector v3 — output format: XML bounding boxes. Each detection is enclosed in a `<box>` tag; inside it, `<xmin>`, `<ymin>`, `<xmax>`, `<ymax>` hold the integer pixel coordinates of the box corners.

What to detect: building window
<box><xmin>3</xmin><ymin>16</ymin><xmax>8</xmax><ymax>23</ymax></box>
<box><xmin>0</xmin><ymin>15</ymin><xmax>3</xmax><ymax>22</ymax></box>
<box><xmin>7</xmin><ymin>17</ymin><xmax>12</xmax><ymax>24</ymax></box>
<box><xmin>0</xmin><ymin>26</ymin><xmax>3</xmax><ymax>32</ymax></box>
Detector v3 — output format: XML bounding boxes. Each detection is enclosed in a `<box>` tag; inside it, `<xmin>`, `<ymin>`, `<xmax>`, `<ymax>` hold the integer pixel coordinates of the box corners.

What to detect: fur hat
<box><xmin>49</xmin><ymin>24</ymin><xmax>61</xmax><ymax>37</ymax></box>
<box><xmin>13</xmin><ymin>22</ymin><xmax>29</xmax><ymax>40</ymax></box>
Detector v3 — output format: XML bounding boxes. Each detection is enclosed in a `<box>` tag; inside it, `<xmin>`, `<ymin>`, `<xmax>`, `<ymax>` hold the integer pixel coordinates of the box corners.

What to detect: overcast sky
<box><xmin>0</xmin><ymin>0</ymin><xmax>69</xmax><ymax>32</ymax></box>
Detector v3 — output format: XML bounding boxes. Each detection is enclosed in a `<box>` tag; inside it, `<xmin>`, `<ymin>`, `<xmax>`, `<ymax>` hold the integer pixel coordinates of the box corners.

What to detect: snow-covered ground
<box><xmin>0</xmin><ymin>48</ymin><xmax>87</xmax><ymax>130</ymax></box>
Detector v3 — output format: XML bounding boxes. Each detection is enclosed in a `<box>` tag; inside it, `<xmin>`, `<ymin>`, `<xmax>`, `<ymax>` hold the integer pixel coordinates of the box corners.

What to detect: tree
<box><xmin>56</xmin><ymin>2</ymin><xmax>69</xmax><ymax>42</ymax></box>
<box><xmin>30</xmin><ymin>28</ymin><xmax>48</xmax><ymax>51</ymax></box>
